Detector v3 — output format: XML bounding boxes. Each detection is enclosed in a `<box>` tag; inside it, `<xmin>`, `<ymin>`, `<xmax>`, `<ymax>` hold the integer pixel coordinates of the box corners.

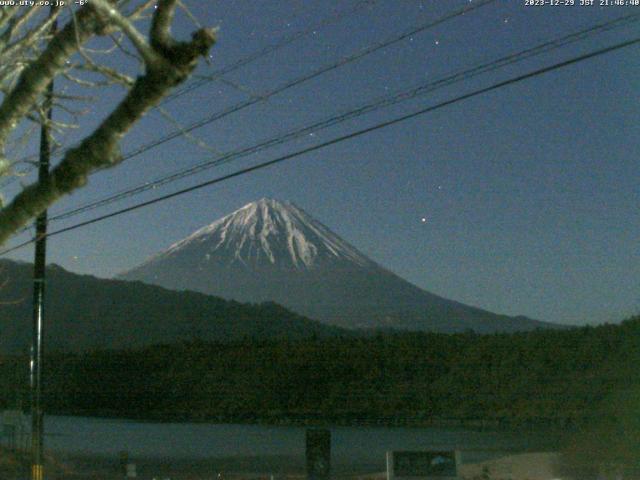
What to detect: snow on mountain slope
<box><xmin>142</xmin><ymin>198</ymin><xmax>375</xmax><ymax>271</ymax></box>
<box><xmin>120</xmin><ymin>198</ymin><xmax>559</xmax><ymax>333</ymax></box>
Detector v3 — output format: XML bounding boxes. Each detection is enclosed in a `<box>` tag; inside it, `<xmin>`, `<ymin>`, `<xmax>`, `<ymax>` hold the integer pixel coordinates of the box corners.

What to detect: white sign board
<box><xmin>126</xmin><ymin>463</ymin><xmax>137</xmax><ymax>478</ymax></box>
<box><xmin>387</xmin><ymin>450</ymin><xmax>461</xmax><ymax>480</ymax></box>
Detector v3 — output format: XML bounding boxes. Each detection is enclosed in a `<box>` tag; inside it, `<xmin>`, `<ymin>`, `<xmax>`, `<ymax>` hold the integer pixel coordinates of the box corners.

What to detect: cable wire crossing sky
<box><xmin>1</xmin><ymin>0</ymin><xmax>638</xmax><ymax>326</ymax></box>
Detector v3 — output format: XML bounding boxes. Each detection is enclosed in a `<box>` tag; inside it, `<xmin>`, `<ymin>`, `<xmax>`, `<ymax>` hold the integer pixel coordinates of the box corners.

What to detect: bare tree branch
<box><xmin>91</xmin><ymin>0</ymin><xmax>161</xmax><ymax>67</ymax></box>
<box><xmin>0</xmin><ymin>5</ymin><xmax>111</xmax><ymax>154</ymax></box>
<box><xmin>0</xmin><ymin>2</ymin><xmax>216</xmax><ymax>245</ymax></box>
<box><xmin>127</xmin><ymin>0</ymin><xmax>158</xmax><ymax>20</ymax></box>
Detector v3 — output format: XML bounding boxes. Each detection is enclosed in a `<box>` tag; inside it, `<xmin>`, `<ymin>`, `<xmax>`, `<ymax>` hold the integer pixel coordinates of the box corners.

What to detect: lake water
<box><xmin>43</xmin><ymin>415</ymin><xmax>559</xmax><ymax>469</ymax></box>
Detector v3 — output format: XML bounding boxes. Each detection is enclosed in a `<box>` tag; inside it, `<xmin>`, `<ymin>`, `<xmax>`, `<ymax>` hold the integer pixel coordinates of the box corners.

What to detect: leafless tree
<box><xmin>0</xmin><ymin>0</ymin><xmax>216</xmax><ymax>245</ymax></box>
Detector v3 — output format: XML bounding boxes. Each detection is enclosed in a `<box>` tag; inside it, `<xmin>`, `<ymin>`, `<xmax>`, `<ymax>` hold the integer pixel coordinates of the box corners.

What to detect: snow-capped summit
<box><xmin>158</xmin><ymin>198</ymin><xmax>374</xmax><ymax>270</ymax></box>
<box><xmin>120</xmin><ymin>199</ymin><xmax>557</xmax><ymax>333</ymax></box>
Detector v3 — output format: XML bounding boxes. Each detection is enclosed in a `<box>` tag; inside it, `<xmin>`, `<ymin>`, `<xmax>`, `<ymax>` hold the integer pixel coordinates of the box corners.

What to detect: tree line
<box><xmin>0</xmin><ymin>315</ymin><xmax>637</xmax><ymax>466</ymax></box>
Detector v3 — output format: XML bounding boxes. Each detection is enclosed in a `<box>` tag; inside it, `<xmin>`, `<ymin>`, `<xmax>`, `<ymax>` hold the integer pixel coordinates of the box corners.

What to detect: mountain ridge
<box><xmin>122</xmin><ymin>198</ymin><xmax>376</xmax><ymax>273</ymax></box>
<box><xmin>0</xmin><ymin>259</ymin><xmax>348</xmax><ymax>353</ymax></box>
<box><xmin>120</xmin><ymin>198</ymin><xmax>560</xmax><ymax>333</ymax></box>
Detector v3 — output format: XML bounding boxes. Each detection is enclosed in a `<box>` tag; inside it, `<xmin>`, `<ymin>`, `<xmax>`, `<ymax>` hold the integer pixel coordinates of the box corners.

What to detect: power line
<box><xmin>3</xmin><ymin>0</ymin><xmax>485</xmax><ymax>186</ymax></box>
<box><xmin>2</xmin><ymin>34</ymin><xmax>638</xmax><ymax>256</ymax></box>
<box><xmin>0</xmin><ymin>0</ymin><xmax>375</xmax><ymax>187</ymax></box>
<box><xmin>4</xmin><ymin>0</ymin><xmax>497</xmax><ymax>215</ymax></box>
<box><xmin>162</xmin><ymin>0</ymin><xmax>377</xmax><ymax>105</ymax></box>
<box><xmin>47</xmin><ymin>11</ymin><xmax>640</xmax><ymax>223</ymax></box>
<box><xmin>111</xmin><ymin>0</ymin><xmax>496</xmax><ymax>163</ymax></box>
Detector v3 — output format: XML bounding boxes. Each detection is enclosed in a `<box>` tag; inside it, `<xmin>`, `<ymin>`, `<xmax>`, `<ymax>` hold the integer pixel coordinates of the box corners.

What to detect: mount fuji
<box><xmin>119</xmin><ymin>198</ymin><xmax>557</xmax><ymax>333</ymax></box>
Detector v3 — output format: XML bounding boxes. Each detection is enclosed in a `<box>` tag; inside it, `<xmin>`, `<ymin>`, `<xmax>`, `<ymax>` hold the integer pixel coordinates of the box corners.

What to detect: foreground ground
<box><xmin>1</xmin><ymin>450</ymin><xmax>576</xmax><ymax>480</ymax></box>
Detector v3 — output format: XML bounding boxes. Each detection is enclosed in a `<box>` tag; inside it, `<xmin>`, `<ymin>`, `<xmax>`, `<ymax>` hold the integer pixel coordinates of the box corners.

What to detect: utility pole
<box><xmin>30</xmin><ymin>8</ymin><xmax>57</xmax><ymax>480</ymax></box>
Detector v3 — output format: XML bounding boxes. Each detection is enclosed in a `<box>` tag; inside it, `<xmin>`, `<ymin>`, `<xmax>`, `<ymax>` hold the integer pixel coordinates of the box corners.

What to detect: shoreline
<box><xmin>44</xmin><ymin>411</ymin><xmax>575</xmax><ymax>434</ymax></box>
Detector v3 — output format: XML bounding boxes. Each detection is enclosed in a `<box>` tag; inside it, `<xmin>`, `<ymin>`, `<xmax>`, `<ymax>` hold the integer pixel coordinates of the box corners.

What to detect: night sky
<box><xmin>1</xmin><ymin>0</ymin><xmax>638</xmax><ymax>326</ymax></box>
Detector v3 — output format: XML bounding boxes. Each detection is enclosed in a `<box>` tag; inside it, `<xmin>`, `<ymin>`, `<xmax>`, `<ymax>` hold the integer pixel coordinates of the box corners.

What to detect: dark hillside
<box><xmin>0</xmin><ymin>260</ymin><xmax>348</xmax><ymax>353</ymax></box>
